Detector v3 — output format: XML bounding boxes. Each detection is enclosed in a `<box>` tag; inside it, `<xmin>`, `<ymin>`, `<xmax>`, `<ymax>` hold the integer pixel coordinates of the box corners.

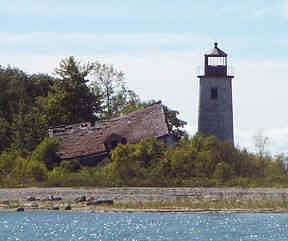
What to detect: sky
<box><xmin>0</xmin><ymin>0</ymin><xmax>288</xmax><ymax>154</ymax></box>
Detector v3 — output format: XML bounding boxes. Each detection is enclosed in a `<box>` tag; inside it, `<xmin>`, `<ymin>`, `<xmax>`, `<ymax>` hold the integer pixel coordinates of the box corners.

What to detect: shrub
<box><xmin>213</xmin><ymin>162</ymin><xmax>232</xmax><ymax>182</ymax></box>
<box><xmin>27</xmin><ymin>159</ymin><xmax>48</xmax><ymax>182</ymax></box>
<box><xmin>31</xmin><ymin>137</ymin><xmax>60</xmax><ymax>170</ymax></box>
<box><xmin>60</xmin><ymin>159</ymin><xmax>81</xmax><ymax>172</ymax></box>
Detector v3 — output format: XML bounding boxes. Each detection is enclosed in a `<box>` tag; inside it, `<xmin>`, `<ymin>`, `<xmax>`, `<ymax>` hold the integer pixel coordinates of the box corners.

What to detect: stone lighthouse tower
<box><xmin>197</xmin><ymin>43</ymin><xmax>234</xmax><ymax>143</ymax></box>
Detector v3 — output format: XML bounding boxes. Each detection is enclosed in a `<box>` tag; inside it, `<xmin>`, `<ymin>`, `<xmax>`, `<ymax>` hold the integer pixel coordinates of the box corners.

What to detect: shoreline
<box><xmin>1</xmin><ymin>187</ymin><xmax>288</xmax><ymax>201</ymax></box>
<box><xmin>1</xmin><ymin>207</ymin><xmax>288</xmax><ymax>214</ymax></box>
<box><xmin>1</xmin><ymin>187</ymin><xmax>288</xmax><ymax>213</ymax></box>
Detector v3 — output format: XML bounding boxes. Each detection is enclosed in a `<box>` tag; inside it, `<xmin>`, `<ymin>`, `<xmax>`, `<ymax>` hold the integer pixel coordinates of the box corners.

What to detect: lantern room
<box><xmin>204</xmin><ymin>42</ymin><xmax>228</xmax><ymax>77</ymax></box>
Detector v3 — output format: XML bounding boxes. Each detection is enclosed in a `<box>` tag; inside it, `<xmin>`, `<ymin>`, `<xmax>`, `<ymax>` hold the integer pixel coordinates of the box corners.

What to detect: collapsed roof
<box><xmin>50</xmin><ymin>102</ymin><xmax>169</xmax><ymax>160</ymax></box>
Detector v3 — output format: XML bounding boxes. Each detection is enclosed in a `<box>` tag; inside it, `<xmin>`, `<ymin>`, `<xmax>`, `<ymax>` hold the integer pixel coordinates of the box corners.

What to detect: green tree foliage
<box><xmin>0</xmin><ymin>67</ymin><xmax>55</xmax><ymax>152</ymax></box>
<box><xmin>56</xmin><ymin>56</ymin><xmax>94</xmax><ymax>84</ymax></box>
<box><xmin>60</xmin><ymin>159</ymin><xmax>81</xmax><ymax>172</ymax></box>
<box><xmin>0</xmin><ymin>149</ymin><xmax>48</xmax><ymax>186</ymax></box>
<box><xmin>109</xmin><ymin>144</ymin><xmax>141</xmax><ymax>184</ymax></box>
<box><xmin>90</xmin><ymin>63</ymin><xmax>124</xmax><ymax>118</ymax></box>
<box><xmin>9</xmin><ymin>157</ymin><xmax>48</xmax><ymax>184</ymax></box>
<box><xmin>111</xmin><ymin>88</ymin><xmax>143</xmax><ymax>116</ymax></box>
<box><xmin>100</xmin><ymin>135</ymin><xmax>287</xmax><ymax>187</ymax></box>
<box><xmin>0</xmin><ymin>117</ymin><xmax>11</xmax><ymax>152</ymax></box>
<box><xmin>8</xmin><ymin>156</ymin><xmax>30</xmax><ymax>186</ymax></box>
<box><xmin>45</xmin><ymin>56</ymin><xmax>101</xmax><ymax>125</ymax></box>
<box><xmin>0</xmin><ymin>57</ymin><xmax>186</xmax><ymax>156</ymax></box>
<box><xmin>90</xmin><ymin>63</ymin><xmax>142</xmax><ymax>118</ymax></box>
<box><xmin>163</xmin><ymin>105</ymin><xmax>187</xmax><ymax>140</ymax></box>
<box><xmin>0</xmin><ymin>149</ymin><xmax>22</xmax><ymax>177</ymax></box>
<box><xmin>213</xmin><ymin>162</ymin><xmax>232</xmax><ymax>182</ymax></box>
<box><xmin>0</xmin><ymin>58</ymin><xmax>287</xmax><ymax>188</ymax></box>
<box><xmin>27</xmin><ymin>160</ymin><xmax>48</xmax><ymax>182</ymax></box>
<box><xmin>31</xmin><ymin>137</ymin><xmax>60</xmax><ymax>170</ymax></box>
<box><xmin>108</xmin><ymin>139</ymin><xmax>168</xmax><ymax>185</ymax></box>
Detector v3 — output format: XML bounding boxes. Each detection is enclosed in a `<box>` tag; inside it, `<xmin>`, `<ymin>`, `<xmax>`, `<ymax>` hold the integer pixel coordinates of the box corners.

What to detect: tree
<box><xmin>109</xmin><ymin>143</ymin><xmax>141</xmax><ymax>184</ymax></box>
<box><xmin>55</xmin><ymin>56</ymin><xmax>94</xmax><ymax>84</ymax></box>
<box><xmin>169</xmin><ymin>147</ymin><xmax>197</xmax><ymax>178</ymax></box>
<box><xmin>60</xmin><ymin>159</ymin><xmax>81</xmax><ymax>172</ymax></box>
<box><xmin>1</xmin><ymin>68</ymin><xmax>51</xmax><ymax>151</ymax></box>
<box><xmin>162</xmin><ymin>105</ymin><xmax>187</xmax><ymax>141</ymax></box>
<box><xmin>29</xmin><ymin>73</ymin><xmax>54</xmax><ymax>97</ymax></box>
<box><xmin>31</xmin><ymin>137</ymin><xmax>60</xmax><ymax>170</ymax></box>
<box><xmin>0</xmin><ymin>149</ymin><xmax>21</xmax><ymax>177</ymax></box>
<box><xmin>0</xmin><ymin>67</ymin><xmax>55</xmax><ymax>152</ymax></box>
<box><xmin>45</xmin><ymin>56</ymin><xmax>101</xmax><ymax>126</ymax></box>
<box><xmin>111</xmin><ymin>88</ymin><xmax>143</xmax><ymax>116</ymax></box>
<box><xmin>90</xmin><ymin>63</ymin><xmax>130</xmax><ymax>118</ymax></box>
<box><xmin>109</xmin><ymin>138</ymin><xmax>167</xmax><ymax>185</ymax></box>
<box><xmin>90</xmin><ymin>62</ymin><xmax>188</xmax><ymax>137</ymax></box>
<box><xmin>0</xmin><ymin>117</ymin><xmax>11</xmax><ymax>152</ymax></box>
<box><xmin>213</xmin><ymin>161</ymin><xmax>232</xmax><ymax>182</ymax></box>
<box><xmin>253</xmin><ymin>131</ymin><xmax>269</xmax><ymax>158</ymax></box>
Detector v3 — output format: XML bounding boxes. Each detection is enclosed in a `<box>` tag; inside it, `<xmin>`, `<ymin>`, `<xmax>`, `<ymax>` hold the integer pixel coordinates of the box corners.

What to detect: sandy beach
<box><xmin>1</xmin><ymin>187</ymin><xmax>288</xmax><ymax>212</ymax></box>
<box><xmin>1</xmin><ymin>187</ymin><xmax>288</xmax><ymax>202</ymax></box>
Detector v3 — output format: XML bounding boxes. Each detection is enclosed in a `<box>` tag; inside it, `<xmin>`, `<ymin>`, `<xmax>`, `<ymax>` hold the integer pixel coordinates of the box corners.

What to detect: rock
<box><xmin>64</xmin><ymin>205</ymin><xmax>72</xmax><ymax>210</ymax></box>
<box><xmin>75</xmin><ymin>196</ymin><xmax>86</xmax><ymax>202</ymax></box>
<box><xmin>51</xmin><ymin>206</ymin><xmax>60</xmax><ymax>210</ymax></box>
<box><xmin>53</xmin><ymin>197</ymin><xmax>62</xmax><ymax>201</ymax></box>
<box><xmin>47</xmin><ymin>195</ymin><xmax>62</xmax><ymax>201</ymax></box>
<box><xmin>27</xmin><ymin>196</ymin><xmax>40</xmax><ymax>201</ymax></box>
<box><xmin>87</xmin><ymin>197</ymin><xmax>95</xmax><ymax>201</ymax></box>
<box><xmin>87</xmin><ymin>200</ymin><xmax>114</xmax><ymax>206</ymax></box>
<box><xmin>16</xmin><ymin>207</ymin><xmax>24</xmax><ymax>212</ymax></box>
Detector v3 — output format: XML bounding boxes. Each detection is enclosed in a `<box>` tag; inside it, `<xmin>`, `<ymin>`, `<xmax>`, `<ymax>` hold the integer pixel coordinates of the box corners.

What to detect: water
<box><xmin>0</xmin><ymin>212</ymin><xmax>288</xmax><ymax>241</ymax></box>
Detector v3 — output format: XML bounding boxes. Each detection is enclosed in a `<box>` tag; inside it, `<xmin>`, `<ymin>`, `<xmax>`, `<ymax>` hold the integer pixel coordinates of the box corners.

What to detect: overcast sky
<box><xmin>1</xmin><ymin>0</ymin><xmax>288</xmax><ymax>154</ymax></box>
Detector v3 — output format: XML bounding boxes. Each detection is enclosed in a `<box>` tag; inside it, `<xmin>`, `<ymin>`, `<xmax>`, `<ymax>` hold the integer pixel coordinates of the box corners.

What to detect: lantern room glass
<box><xmin>208</xmin><ymin>57</ymin><xmax>227</xmax><ymax>66</ymax></box>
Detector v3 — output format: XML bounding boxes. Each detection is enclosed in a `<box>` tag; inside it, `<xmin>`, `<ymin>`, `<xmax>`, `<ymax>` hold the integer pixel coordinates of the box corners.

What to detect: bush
<box><xmin>1</xmin><ymin>156</ymin><xmax>48</xmax><ymax>186</ymax></box>
<box><xmin>1</xmin><ymin>134</ymin><xmax>288</xmax><ymax>187</ymax></box>
<box><xmin>27</xmin><ymin>159</ymin><xmax>48</xmax><ymax>182</ymax></box>
<box><xmin>31</xmin><ymin>137</ymin><xmax>60</xmax><ymax>170</ymax></box>
<box><xmin>60</xmin><ymin>159</ymin><xmax>81</xmax><ymax>172</ymax></box>
<box><xmin>0</xmin><ymin>149</ymin><xmax>22</xmax><ymax>176</ymax></box>
<box><xmin>213</xmin><ymin>162</ymin><xmax>232</xmax><ymax>182</ymax></box>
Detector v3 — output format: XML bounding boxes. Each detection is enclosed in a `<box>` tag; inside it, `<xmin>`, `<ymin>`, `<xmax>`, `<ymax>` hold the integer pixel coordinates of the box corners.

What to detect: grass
<box><xmin>112</xmin><ymin>199</ymin><xmax>288</xmax><ymax>212</ymax></box>
<box><xmin>1</xmin><ymin>198</ymin><xmax>288</xmax><ymax>212</ymax></box>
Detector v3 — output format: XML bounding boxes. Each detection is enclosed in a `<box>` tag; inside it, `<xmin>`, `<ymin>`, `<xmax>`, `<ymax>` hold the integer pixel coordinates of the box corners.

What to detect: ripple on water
<box><xmin>0</xmin><ymin>212</ymin><xmax>288</xmax><ymax>241</ymax></box>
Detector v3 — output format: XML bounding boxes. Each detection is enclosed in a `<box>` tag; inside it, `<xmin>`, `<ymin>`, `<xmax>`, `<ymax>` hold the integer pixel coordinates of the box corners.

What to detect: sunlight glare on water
<box><xmin>0</xmin><ymin>212</ymin><xmax>288</xmax><ymax>241</ymax></box>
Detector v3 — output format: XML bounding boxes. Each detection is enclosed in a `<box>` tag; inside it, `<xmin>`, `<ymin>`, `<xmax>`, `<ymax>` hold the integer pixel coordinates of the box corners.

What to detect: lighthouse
<box><xmin>197</xmin><ymin>43</ymin><xmax>234</xmax><ymax>143</ymax></box>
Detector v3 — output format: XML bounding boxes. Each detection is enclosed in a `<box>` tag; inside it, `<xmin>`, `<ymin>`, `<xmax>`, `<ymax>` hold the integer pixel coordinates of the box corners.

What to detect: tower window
<box><xmin>211</xmin><ymin>88</ymin><xmax>218</xmax><ymax>99</ymax></box>
<box><xmin>208</xmin><ymin>57</ymin><xmax>226</xmax><ymax>66</ymax></box>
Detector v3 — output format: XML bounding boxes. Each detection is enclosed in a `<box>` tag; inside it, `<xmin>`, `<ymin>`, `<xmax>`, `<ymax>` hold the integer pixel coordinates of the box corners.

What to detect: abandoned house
<box><xmin>48</xmin><ymin>102</ymin><xmax>173</xmax><ymax>165</ymax></box>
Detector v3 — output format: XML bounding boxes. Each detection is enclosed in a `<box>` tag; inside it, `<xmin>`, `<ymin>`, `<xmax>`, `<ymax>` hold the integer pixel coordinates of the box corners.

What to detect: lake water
<box><xmin>0</xmin><ymin>212</ymin><xmax>288</xmax><ymax>241</ymax></box>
